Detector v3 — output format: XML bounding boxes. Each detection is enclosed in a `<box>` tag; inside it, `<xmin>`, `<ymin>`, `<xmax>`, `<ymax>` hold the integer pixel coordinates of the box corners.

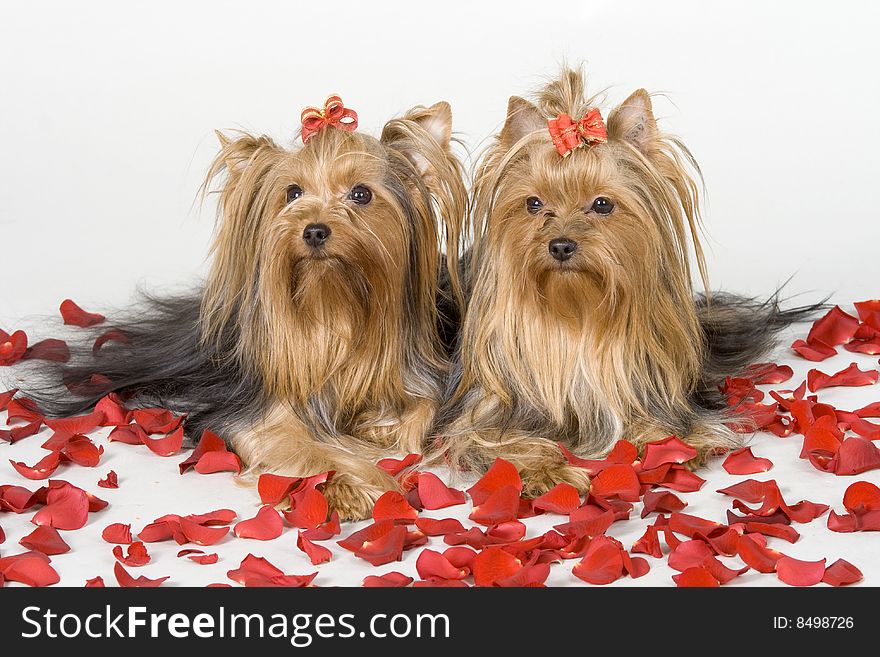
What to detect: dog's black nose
<box><xmin>549</xmin><ymin>238</ymin><xmax>577</xmax><ymax>262</ymax></box>
<box><xmin>302</xmin><ymin>223</ymin><xmax>331</xmax><ymax>248</ymax></box>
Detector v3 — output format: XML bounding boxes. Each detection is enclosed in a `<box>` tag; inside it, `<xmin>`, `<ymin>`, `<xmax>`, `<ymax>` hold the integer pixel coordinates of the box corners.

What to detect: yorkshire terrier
<box><xmin>25</xmin><ymin>96</ymin><xmax>466</xmax><ymax>520</ymax></box>
<box><xmin>438</xmin><ymin>69</ymin><xmax>818</xmax><ymax>496</ymax></box>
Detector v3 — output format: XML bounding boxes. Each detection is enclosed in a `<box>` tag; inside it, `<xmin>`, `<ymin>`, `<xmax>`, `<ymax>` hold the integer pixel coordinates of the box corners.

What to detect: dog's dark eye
<box><xmin>348</xmin><ymin>185</ymin><xmax>373</xmax><ymax>205</ymax></box>
<box><xmin>526</xmin><ymin>196</ymin><xmax>544</xmax><ymax>214</ymax></box>
<box><xmin>286</xmin><ymin>185</ymin><xmax>303</xmax><ymax>203</ymax></box>
<box><xmin>590</xmin><ymin>197</ymin><xmax>614</xmax><ymax>215</ymax></box>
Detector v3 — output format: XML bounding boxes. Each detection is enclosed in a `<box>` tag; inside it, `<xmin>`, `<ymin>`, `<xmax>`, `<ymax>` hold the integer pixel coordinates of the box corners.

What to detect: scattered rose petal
<box><xmin>113</xmin><ymin>561</ymin><xmax>167</xmax><ymax>587</ymax></box>
<box><xmin>19</xmin><ymin>526</ymin><xmax>70</xmax><ymax>555</ymax></box>
<box><xmin>776</xmin><ymin>556</ymin><xmax>826</xmax><ymax>587</ymax></box>
<box><xmin>102</xmin><ymin>523</ymin><xmax>132</xmax><ymax>544</ymax></box>
<box><xmin>807</xmin><ymin>362</ymin><xmax>878</xmax><ymax>393</ymax></box>
<box><xmin>113</xmin><ymin>541</ymin><xmax>151</xmax><ymax>567</ymax></box>
<box><xmin>98</xmin><ymin>470</ymin><xmax>119</xmax><ymax>489</ymax></box>
<box><xmin>297</xmin><ymin>531</ymin><xmax>332</xmax><ymax>565</ymax></box>
<box><xmin>363</xmin><ymin>572</ymin><xmax>413</xmax><ymax>587</ymax></box>
<box><xmin>417</xmin><ymin>472</ymin><xmax>466</xmax><ymax>509</ymax></box>
<box><xmin>822</xmin><ymin>559</ymin><xmax>863</xmax><ymax>586</ymax></box>
<box><xmin>723</xmin><ymin>447</ymin><xmax>773</xmax><ymax>475</ymax></box>
<box><xmin>60</xmin><ymin>299</ymin><xmax>105</xmax><ymax>327</ymax></box>
<box><xmin>234</xmin><ymin>505</ymin><xmax>283</xmax><ymax>540</ymax></box>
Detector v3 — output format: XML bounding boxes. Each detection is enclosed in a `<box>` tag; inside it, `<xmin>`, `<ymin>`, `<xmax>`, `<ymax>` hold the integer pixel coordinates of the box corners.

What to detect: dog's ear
<box><xmin>212</xmin><ymin>130</ymin><xmax>273</xmax><ymax>172</ymax></box>
<box><xmin>381</xmin><ymin>102</ymin><xmax>468</xmax><ymax>322</ymax></box>
<box><xmin>381</xmin><ymin>101</ymin><xmax>453</xmax><ymax>175</ymax></box>
<box><xmin>607</xmin><ymin>89</ymin><xmax>658</xmax><ymax>155</ymax></box>
<box><xmin>500</xmin><ymin>96</ymin><xmax>545</xmax><ymax>150</ymax></box>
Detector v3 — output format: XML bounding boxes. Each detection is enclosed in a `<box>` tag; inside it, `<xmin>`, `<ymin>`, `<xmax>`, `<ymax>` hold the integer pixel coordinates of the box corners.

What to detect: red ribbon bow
<box><xmin>300</xmin><ymin>95</ymin><xmax>358</xmax><ymax>142</ymax></box>
<box><xmin>547</xmin><ymin>108</ymin><xmax>608</xmax><ymax>157</ymax></box>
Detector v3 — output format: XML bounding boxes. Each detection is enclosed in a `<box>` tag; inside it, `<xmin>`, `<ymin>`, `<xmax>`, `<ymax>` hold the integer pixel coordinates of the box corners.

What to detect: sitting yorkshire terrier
<box><xmin>438</xmin><ymin>69</ymin><xmax>816</xmax><ymax>495</ymax></box>
<box><xmin>27</xmin><ymin>96</ymin><xmax>466</xmax><ymax>519</ymax></box>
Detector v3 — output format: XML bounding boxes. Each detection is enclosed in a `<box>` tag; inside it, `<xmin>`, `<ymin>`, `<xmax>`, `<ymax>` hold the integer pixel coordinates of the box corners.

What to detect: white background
<box><xmin>1</xmin><ymin>0</ymin><xmax>879</xmax><ymax>326</ymax></box>
<box><xmin>1</xmin><ymin>1</ymin><xmax>879</xmax><ymax>587</ymax></box>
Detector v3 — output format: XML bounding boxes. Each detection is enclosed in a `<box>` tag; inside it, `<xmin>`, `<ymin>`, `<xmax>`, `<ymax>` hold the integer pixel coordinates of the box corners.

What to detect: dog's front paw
<box><xmin>520</xmin><ymin>460</ymin><xmax>592</xmax><ymax>498</ymax></box>
<box><xmin>322</xmin><ymin>475</ymin><xmax>396</xmax><ymax>522</ymax></box>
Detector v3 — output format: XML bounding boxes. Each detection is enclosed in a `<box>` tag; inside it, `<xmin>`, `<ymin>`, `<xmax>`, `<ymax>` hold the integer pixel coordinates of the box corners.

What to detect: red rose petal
<box><xmin>673</xmin><ymin>566</ymin><xmax>720</xmax><ymax>587</ymax></box>
<box><xmin>640</xmin><ymin>490</ymin><xmax>687</xmax><ymax>518</ymax></box>
<box><xmin>18</xmin><ymin>526</ymin><xmax>70</xmax><ymax>555</ymax></box>
<box><xmin>63</xmin><ymin>435</ymin><xmax>104</xmax><ymax>467</ymax></box>
<box><xmin>60</xmin><ymin>299</ymin><xmax>105</xmax><ymax>327</ymax></box>
<box><xmin>417</xmin><ymin>549</ymin><xmax>470</xmax><ymax>581</ymax></box>
<box><xmin>113</xmin><ymin>541</ymin><xmax>151</xmax><ymax>567</ymax></box>
<box><xmin>590</xmin><ymin>464</ymin><xmax>641</xmax><ymax>502</ymax></box>
<box><xmin>377</xmin><ymin>453</ymin><xmax>422</xmax><ymax>477</ymax></box>
<box><xmin>0</xmin><ymin>388</ymin><xmax>19</xmax><ymax>411</ymax></box>
<box><xmin>234</xmin><ymin>505</ymin><xmax>283</xmax><ymax>540</ymax></box>
<box><xmin>85</xmin><ymin>576</ymin><xmax>105</xmax><ymax>587</ymax></box>
<box><xmin>0</xmin><ymin>551</ymin><xmax>60</xmax><ymax>587</ymax></box>
<box><xmin>10</xmin><ymin>451</ymin><xmax>62</xmax><ymax>480</ymax></box>
<box><xmin>472</xmin><ymin>547</ymin><xmax>522</xmax><ymax>587</ymax></box>
<box><xmin>95</xmin><ymin>394</ymin><xmax>130</xmax><ymax>427</ymax></box>
<box><xmin>31</xmin><ymin>481</ymin><xmax>90</xmax><ymax>530</ymax></box>
<box><xmin>844</xmin><ymin>481</ymin><xmax>880</xmax><ymax>512</ymax></box>
<box><xmin>835</xmin><ymin>437</ymin><xmax>880</xmax><ymax>475</ymax></box>
<box><xmin>723</xmin><ymin>447</ymin><xmax>773</xmax><ymax>475</ymax></box>
<box><xmin>301</xmin><ymin>510</ymin><xmax>341</xmax><ymax>541</ymax></box>
<box><xmin>641</xmin><ymin>436</ymin><xmax>698</xmax><ymax>470</ymax></box>
<box><xmin>791</xmin><ymin>338</ymin><xmax>836</xmax><ymax>361</ymax></box>
<box><xmin>468</xmin><ymin>485</ymin><xmax>520</xmax><ymax>525</ymax></box>
<box><xmin>93</xmin><ymin>330</ymin><xmax>130</xmax><ymax>353</ymax></box>
<box><xmin>417</xmin><ymin>472</ymin><xmax>466</xmax><ymax>509</ymax></box>
<box><xmin>108</xmin><ymin>424</ymin><xmax>147</xmax><ymax>445</ymax></box>
<box><xmin>363</xmin><ymin>572</ymin><xmax>414</xmax><ymax>588</ymax></box>
<box><xmin>6</xmin><ymin>397</ymin><xmax>44</xmax><ymax>424</ymax></box>
<box><xmin>45</xmin><ymin>410</ymin><xmax>104</xmax><ymax>440</ymax></box>
<box><xmin>572</xmin><ymin>536</ymin><xmax>627</xmax><ymax>585</ymax></box>
<box><xmin>373</xmin><ymin>491</ymin><xmax>419</xmax><ymax>524</ymax></box>
<box><xmin>102</xmin><ymin>523</ymin><xmax>132</xmax><ymax>544</ymax></box>
<box><xmin>179</xmin><ymin>429</ymin><xmax>227</xmax><ymax>474</ymax></box>
<box><xmin>297</xmin><ymin>531</ymin><xmax>332</xmax><ymax>565</ymax></box>
<box><xmin>0</xmin><ymin>330</ymin><xmax>28</xmax><ymax>366</ymax></box>
<box><xmin>0</xmin><ymin>419</ymin><xmax>44</xmax><ymax>444</ymax></box>
<box><xmin>744</xmin><ymin>363</ymin><xmax>794</xmax><ymax>385</ymax></box>
<box><xmin>822</xmin><ymin>559</ymin><xmax>863</xmax><ymax>587</ymax></box>
<box><xmin>258</xmin><ymin>473</ymin><xmax>302</xmax><ymax>505</ymax></box>
<box><xmin>177</xmin><ymin>517</ymin><xmax>230</xmax><ymax>546</ymax></box>
<box><xmin>776</xmin><ymin>556</ymin><xmax>826</xmax><ymax>587</ymax></box>
<box><xmin>98</xmin><ymin>470</ymin><xmax>119</xmax><ymax>489</ymax></box>
<box><xmin>532</xmin><ymin>483</ymin><xmax>581</xmax><ymax>515</ymax></box>
<box><xmin>113</xmin><ymin>562</ymin><xmax>167</xmax><ymax>587</ymax></box>
<box><xmin>342</xmin><ymin>522</ymin><xmax>407</xmax><ymax>567</ymax></box>
<box><xmin>143</xmin><ymin>426</ymin><xmax>185</xmax><ymax>457</ymax></box>
<box><xmin>22</xmin><ymin>338</ymin><xmax>70</xmax><ymax>363</ymax></box>
<box><xmin>194</xmin><ymin>450</ymin><xmax>242</xmax><ymax>475</ymax></box>
<box><xmin>415</xmin><ymin>517</ymin><xmax>466</xmax><ymax>536</ymax></box>
<box><xmin>736</xmin><ymin>534</ymin><xmax>782</xmax><ymax>573</ymax></box>
<box><xmin>467</xmin><ymin>458</ymin><xmax>522</xmax><ymax>505</ymax></box>
<box><xmin>808</xmin><ymin>306</ymin><xmax>860</xmax><ymax>347</ymax></box>
<box><xmin>283</xmin><ymin>488</ymin><xmax>330</xmax><ymax>530</ymax></box>
<box><xmin>807</xmin><ymin>362</ymin><xmax>878</xmax><ymax>393</ymax></box>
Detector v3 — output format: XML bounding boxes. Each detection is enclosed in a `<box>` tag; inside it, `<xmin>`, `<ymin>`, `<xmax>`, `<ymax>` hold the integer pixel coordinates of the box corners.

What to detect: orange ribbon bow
<box><xmin>547</xmin><ymin>108</ymin><xmax>608</xmax><ymax>157</ymax></box>
<box><xmin>300</xmin><ymin>95</ymin><xmax>358</xmax><ymax>142</ymax></box>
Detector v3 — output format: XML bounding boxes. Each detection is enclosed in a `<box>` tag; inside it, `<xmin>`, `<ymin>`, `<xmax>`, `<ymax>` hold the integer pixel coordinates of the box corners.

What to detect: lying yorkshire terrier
<box><xmin>26</xmin><ymin>96</ymin><xmax>466</xmax><ymax>519</ymax></box>
<box><xmin>437</xmin><ymin>69</ymin><xmax>818</xmax><ymax>496</ymax></box>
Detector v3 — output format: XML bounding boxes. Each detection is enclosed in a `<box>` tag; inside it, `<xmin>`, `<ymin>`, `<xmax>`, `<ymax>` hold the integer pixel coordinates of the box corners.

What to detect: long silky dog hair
<box><xmin>436</xmin><ymin>69</ymin><xmax>819</xmax><ymax>496</ymax></box>
<box><xmin>20</xmin><ymin>99</ymin><xmax>467</xmax><ymax>520</ymax></box>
